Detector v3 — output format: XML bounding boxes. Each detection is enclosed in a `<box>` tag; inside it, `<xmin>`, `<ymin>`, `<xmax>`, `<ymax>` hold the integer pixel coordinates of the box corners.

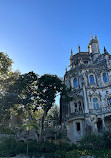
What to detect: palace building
<box><xmin>60</xmin><ymin>35</ymin><xmax>111</xmax><ymax>143</ymax></box>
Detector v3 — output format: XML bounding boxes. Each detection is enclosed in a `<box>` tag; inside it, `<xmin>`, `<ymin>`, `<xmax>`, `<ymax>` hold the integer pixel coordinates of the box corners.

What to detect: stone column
<box><xmin>83</xmin><ymin>86</ymin><xmax>89</xmax><ymax>113</ymax></box>
<box><xmin>102</xmin><ymin>116</ymin><xmax>106</xmax><ymax>132</ymax></box>
<box><xmin>94</xmin><ymin>123</ymin><xmax>98</xmax><ymax>133</ymax></box>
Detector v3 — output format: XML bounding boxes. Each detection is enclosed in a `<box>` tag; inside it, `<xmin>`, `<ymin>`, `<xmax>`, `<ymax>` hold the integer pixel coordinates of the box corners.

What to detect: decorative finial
<box><xmin>91</xmin><ymin>33</ymin><xmax>93</xmax><ymax>39</ymax></box>
<box><xmin>104</xmin><ymin>46</ymin><xmax>106</xmax><ymax>52</ymax></box>
<box><xmin>65</xmin><ymin>67</ymin><xmax>67</xmax><ymax>72</ymax></box>
<box><xmin>78</xmin><ymin>45</ymin><xmax>80</xmax><ymax>52</ymax></box>
<box><xmin>71</xmin><ymin>49</ymin><xmax>73</xmax><ymax>55</ymax></box>
<box><xmin>104</xmin><ymin>46</ymin><xmax>109</xmax><ymax>55</ymax></box>
<box><xmin>95</xmin><ymin>35</ymin><xmax>97</xmax><ymax>40</ymax></box>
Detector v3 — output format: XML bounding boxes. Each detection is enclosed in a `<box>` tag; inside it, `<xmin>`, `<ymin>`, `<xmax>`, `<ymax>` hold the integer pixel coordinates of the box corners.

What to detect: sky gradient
<box><xmin>0</xmin><ymin>0</ymin><xmax>111</xmax><ymax>105</ymax></box>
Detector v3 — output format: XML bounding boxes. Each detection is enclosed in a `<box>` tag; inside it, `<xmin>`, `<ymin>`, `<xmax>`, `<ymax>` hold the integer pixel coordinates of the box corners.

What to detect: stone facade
<box><xmin>60</xmin><ymin>35</ymin><xmax>111</xmax><ymax>143</ymax></box>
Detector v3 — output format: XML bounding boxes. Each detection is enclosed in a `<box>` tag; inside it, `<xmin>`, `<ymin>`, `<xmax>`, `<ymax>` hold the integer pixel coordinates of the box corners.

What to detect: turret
<box><xmin>88</xmin><ymin>35</ymin><xmax>100</xmax><ymax>61</ymax></box>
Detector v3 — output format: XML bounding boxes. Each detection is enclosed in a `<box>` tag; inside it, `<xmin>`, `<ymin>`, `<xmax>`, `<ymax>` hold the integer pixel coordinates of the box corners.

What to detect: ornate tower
<box><xmin>88</xmin><ymin>35</ymin><xmax>100</xmax><ymax>61</ymax></box>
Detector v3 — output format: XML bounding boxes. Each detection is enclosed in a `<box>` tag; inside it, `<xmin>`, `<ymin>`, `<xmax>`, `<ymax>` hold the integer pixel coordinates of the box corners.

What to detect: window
<box><xmin>84</xmin><ymin>61</ymin><xmax>88</xmax><ymax>64</ymax></box>
<box><xmin>107</xmin><ymin>97</ymin><xmax>111</xmax><ymax>106</ymax></box>
<box><xmin>93</xmin><ymin>98</ymin><xmax>99</xmax><ymax>109</ymax></box>
<box><xmin>76</xmin><ymin>122</ymin><xmax>80</xmax><ymax>131</ymax></box>
<box><xmin>75</xmin><ymin>61</ymin><xmax>79</xmax><ymax>66</ymax></box>
<box><xmin>74</xmin><ymin>78</ymin><xmax>78</xmax><ymax>87</ymax></box>
<box><xmin>89</xmin><ymin>75</ymin><xmax>95</xmax><ymax>84</ymax></box>
<box><xmin>78</xmin><ymin>101</ymin><xmax>82</xmax><ymax>111</ymax></box>
<box><xmin>103</xmin><ymin>73</ymin><xmax>108</xmax><ymax>83</ymax></box>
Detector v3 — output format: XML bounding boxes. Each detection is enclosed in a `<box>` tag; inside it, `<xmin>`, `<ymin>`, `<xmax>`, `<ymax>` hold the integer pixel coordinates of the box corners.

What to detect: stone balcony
<box><xmin>89</xmin><ymin>106</ymin><xmax>111</xmax><ymax>115</ymax></box>
<box><xmin>67</xmin><ymin>111</ymin><xmax>85</xmax><ymax>121</ymax></box>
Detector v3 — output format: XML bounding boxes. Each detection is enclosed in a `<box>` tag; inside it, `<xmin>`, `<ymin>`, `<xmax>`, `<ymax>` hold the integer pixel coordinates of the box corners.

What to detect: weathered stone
<box><xmin>61</xmin><ymin>35</ymin><xmax>111</xmax><ymax>143</ymax></box>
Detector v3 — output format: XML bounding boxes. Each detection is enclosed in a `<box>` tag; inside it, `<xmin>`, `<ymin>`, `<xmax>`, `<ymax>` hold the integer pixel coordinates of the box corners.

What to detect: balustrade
<box><xmin>89</xmin><ymin>106</ymin><xmax>111</xmax><ymax>114</ymax></box>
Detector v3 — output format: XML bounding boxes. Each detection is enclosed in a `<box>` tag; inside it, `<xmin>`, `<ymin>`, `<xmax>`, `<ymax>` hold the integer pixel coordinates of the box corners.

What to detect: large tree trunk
<box><xmin>39</xmin><ymin>110</ymin><xmax>46</xmax><ymax>142</ymax></box>
<box><xmin>39</xmin><ymin>106</ymin><xmax>51</xmax><ymax>142</ymax></box>
<box><xmin>26</xmin><ymin>104</ymin><xmax>39</xmax><ymax>142</ymax></box>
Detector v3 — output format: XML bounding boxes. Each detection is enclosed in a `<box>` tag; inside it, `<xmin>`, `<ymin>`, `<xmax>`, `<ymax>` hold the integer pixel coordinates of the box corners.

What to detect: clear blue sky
<box><xmin>0</xmin><ymin>0</ymin><xmax>111</xmax><ymax>76</ymax></box>
<box><xmin>0</xmin><ymin>0</ymin><xmax>111</xmax><ymax>105</ymax></box>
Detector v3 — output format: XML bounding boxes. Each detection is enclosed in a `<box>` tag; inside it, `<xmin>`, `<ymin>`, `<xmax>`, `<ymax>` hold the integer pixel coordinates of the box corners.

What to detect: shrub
<box><xmin>44</xmin><ymin>153</ymin><xmax>55</xmax><ymax>158</ymax></box>
<box><xmin>53</xmin><ymin>139</ymin><xmax>77</xmax><ymax>151</ymax></box>
<box><xmin>91</xmin><ymin>149</ymin><xmax>111</xmax><ymax>158</ymax></box>
<box><xmin>79</xmin><ymin>134</ymin><xmax>104</xmax><ymax>150</ymax></box>
<box><xmin>66</xmin><ymin>150</ymin><xmax>81</xmax><ymax>158</ymax></box>
<box><xmin>103</xmin><ymin>131</ymin><xmax>111</xmax><ymax>149</ymax></box>
<box><xmin>28</xmin><ymin>140</ymin><xmax>38</xmax><ymax>153</ymax></box>
<box><xmin>54</xmin><ymin>150</ymin><xmax>66</xmax><ymax>158</ymax></box>
<box><xmin>0</xmin><ymin>137</ymin><xmax>19</xmax><ymax>157</ymax></box>
<box><xmin>38</xmin><ymin>141</ymin><xmax>57</xmax><ymax>153</ymax></box>
<box><xmin>0</xmin><ymin>125</ymin><xmax>15</xmax><ymax>134</ymax></box>
<box><xmin>18</xmin><ymin>141</ymin><xmax>27</xmax><ymax>154</ymax></box>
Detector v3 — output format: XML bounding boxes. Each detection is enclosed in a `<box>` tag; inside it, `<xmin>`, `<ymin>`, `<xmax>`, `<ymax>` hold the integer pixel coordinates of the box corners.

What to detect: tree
<box><xmin>47</xmin><ymin>104</ymin><xmax>60</xmax><ymax>125</ymax></box>
<box><xmin>1</xmin><ymin>70</ymin><xmax>69</xmax><ymax>142</ymax></box>
<box><xmin>1</xmin><ymin>71</ymin><xmax>39</xmax><ymax>141</ymax></box>
<box><xmin>36</xmin><ymin>74</ymin><xmax>66</xmax><ymax>141</ymax></box>
<box><xmin>0</xmin><ymin>52</ymin><xmax>20</xmax><ymax>124</ymax></box>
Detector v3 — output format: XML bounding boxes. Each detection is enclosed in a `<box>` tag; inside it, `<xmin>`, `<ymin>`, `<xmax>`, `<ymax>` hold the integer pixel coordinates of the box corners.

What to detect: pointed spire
<box><xmin>78</xmin><ymin>45</ymin><xmax>80</xmax><ymax>52</ymax></box>
<box><xmin>65</xmin><ymin>67</ymin><xmax>67</xmax><ymax>73</ymax></box>
<box><xmin>91</xmin><ymin>33</ymin><xmax>93</xmax><ymax>39</ymax></box>
<box><xmin>71</xmin><ymin>49</ymin><xmax>73</xmax><ymax>55</ymax></box>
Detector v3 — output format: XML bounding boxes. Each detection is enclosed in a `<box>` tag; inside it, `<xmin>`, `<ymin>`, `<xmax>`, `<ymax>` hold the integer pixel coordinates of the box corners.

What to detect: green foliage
<box><xmin>92</xmin><ymin>149</ymin><xmax>111</xmax><ymax>158</ymax></box>
<box><xmin>38</xmin><ymin>141</ymin><xmax>58</xmax><ymax>153</ymax></box>
<box><xmin>0</xmin><ymin>125</ymin><xmax>15</xmax><ymax>134</ymax></box>
<box><xmin>103</xmin><ymin>131</ymin><xmax>111</xmax><ymax>149</ymax></box>
<box><xmin>54</xmin><ymin>150</ymin><xmax>66</xmax><ymax>158</ymax></box>
<box><xmin>80</xmin><ymin>134</ymin><xmax>104</xmax><ymax>150</ymax></box>
<box><xmin>53</xmin><ymin>139</ymin><xmax>77</xmax><ymax>151</ymax></box>
<box><xmin>80</xmin><ymin>132</ymin><xmax>111</xmax><ymax>151</ymax></box>
<box><xmin>0</xmin><ymin>52</ymin><xmax>12</xmax><ymax>75</ymax></box>
<box><xmin>0</xmin><ymin>137</ymin><xmax>19</xmax><ymax>157</ymax></box>
<box><xmin>36</xmin><ymin>139</ymin><xmax>77</xmax><ymax>155</ymax></box>
<box><xmin>22</xmin><ymin>121</ymin><xmax>39</xmax><ymax>131</ymax></box>
<box><xmin>37</xmin><ymin>74</ymin><xmax>65</xmax><ymax>111</ymax></box>
<box><xmin>0</xmin><ymin>137</ymin><xmax>111</xmax><ymax>158</ymax></box>
<box><xmin>66</xmin><ymin>150</ymin><xmax>81</xmax><ymax>158</ymax></box>
<box><xmin>47</xmin><ymin>104</ymin><xmax>60</xmax><ymax>125</ymax></box>
<box><xmin>17</xmin><ymin>141</ymin><xmax>27</xmax><ymax>154</ymax></box>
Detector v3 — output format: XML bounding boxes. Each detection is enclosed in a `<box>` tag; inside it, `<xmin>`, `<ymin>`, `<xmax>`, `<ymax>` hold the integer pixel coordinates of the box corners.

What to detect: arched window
<box><xmin>93</xmin><ymin>98</ymin><xmax>99</xmax><ymax>109</ymax></box>
<box><xmin>107</xmin><ymin>97</ymin><xmax>111</xmax><ymax>106</ymax></box>
<box><xmin>74</xmin><ymin>78</ymin><xmax>78</xmax><ymax>87</ymax></box>
<box><xmin>103</xmin><ymin>73</ymin><xmax>108</xmax><ymax>83</ymax></box>
<box><xmin>89</xmin><ymin>75</ymin><xmax>95</xmax><ymax>84</ymax></box>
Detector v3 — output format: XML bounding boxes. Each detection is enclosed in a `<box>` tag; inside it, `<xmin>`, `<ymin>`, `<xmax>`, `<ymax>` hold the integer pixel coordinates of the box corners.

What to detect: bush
<box><xmin>66</xmin><ymin>150</ymin><xmax>81</xmax><ymax>158</ymax></box>
<box><xmin>18</xmin><ymin>141</ymin><xmax>27</xmax><ymax>154</ymax></box>
<box><xmin>79</xmin><ymin>134</ymin><xmax>104</xmax><ymax>150</ymax></box>
<box><xmin>38</xmin><ymin>141</ymin><xmax>57</xmax><ymax>153</ymax></box>
<box><xmin>37</xmin><ymin>139</ymin><xmax>77</xmax><ymax>153</ymax></box>
<box><xmin>28</xmin><ymin>140</ymin><xmax>38</xmax><ymax>153</ymax></box>
<box><xmin>54</xmin><ymin>150</ymin><xmax>66</xmax><ymax>158</ymax></box>
<box><xmin>0</xmin><ymin>137</ymin><xmax>19</xmax><ymax>157</ymax></box>
<box><xmin>103</xmin><ymin>131</ymin><xmax>111</xmax><ymax>149</ymax></box>
<box><xmin>0</xmin><ymin>125</ymin><xmax>15</xmax><ymax>134</ymax></box>
<box><xmin>53</xmin><ymin>139</ymin><xmax>77</xmax><ymax>151</ymax></box>
<box><xmin>80</xmin><ymin>132</ymin><xmax>111</xmax><ymax>151</ymax></box>
<box><xmin>91</xmin><ymin>149</ymin><xmax>111</xmax><ymax>158</ymax></box>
